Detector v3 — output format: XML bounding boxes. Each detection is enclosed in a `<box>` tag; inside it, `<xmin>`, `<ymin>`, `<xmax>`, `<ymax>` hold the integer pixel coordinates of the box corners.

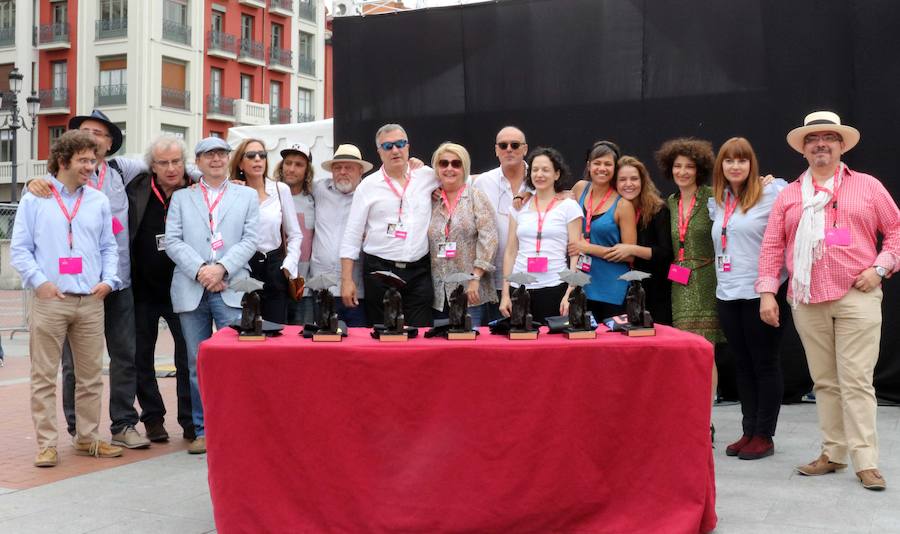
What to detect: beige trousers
<box><xmin>793</xmin><ymin>287</ymin><xmax>882</xmax><ymax>471</ymax></box>
<box><xmin>29</xmin><ymin>294</ymin><xmax>105</xmax><ymax>449</ymax></box>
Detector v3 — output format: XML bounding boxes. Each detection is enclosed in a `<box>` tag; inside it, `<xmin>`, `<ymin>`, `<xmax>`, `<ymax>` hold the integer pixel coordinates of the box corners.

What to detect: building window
<box><xmin>0</xmin><ymin>1</ymin><xmax>15</xmax><ymax>30</ymax></box>
<box><xmin>161</xmin><ymin>124</ymin><xmax>187</xmax><ymax>139</ymax></box>
<box><xmin>162</xmin><ymin>58</ymin><xmax>190</xmax><ymax>110</ymax></box>
<box><xmin>97</xmin><ymin>0</ymin><xmax>128</xmax><ymax>39</ymax></box>
<box><xmin>271</xmin><ymin>23</ymin><xmax>283</xmax><ymax>50</ymax></box>
<box><xmin>270</xmin><ymin>81</ymin><xmax>281</xmax><ymax>107</ymax></box>
<box><xmin>164</xmin><ymin>0</ymin><xmax>188</xmax><ymax>25</ymax></box>
<box><xmin>49</xmin><ymin>126</ymin><xmax>66</xmax><ymax>146</ymax></box>
<box><xmin>0</xmin><ymin>130</ymin><xmax>11</xmax><ymax>161</ymax></box>
<box><xmin>298</xmin><ymin>88</ymin><xmax>313</xmax><ymax>122</ymax></box>
<box><xmin>299</xmin><ymin>31</ymin><xmax>314</xmax><ymax>75</ymax></box>
<box><xmin>210</xmin><ymin>131</ymin><xmax>223</xmax><ymax>138</ymax></box>
<box><xmin>241</xmin><ymin>14</ymin><xmax>254</xmax><ymax>41</ymax></box>
<box><xmin>240</xmin><ymin>74</ymin><xmax>252</xmax><ymax>100</ymax></box>
<box><xmin>97</xmin><ymin>57</ymin><xmax>127</xmax><ymax>106</ymax></box>
<box><xmin>163</xmin><ymin>0</ymin><xmax>190</xmax><ymax>44</ymax></box>
<box><xmin>210</xmin><ymin>67</ymin><xmax>223</xmax><ymax>97</ymax></box>
<box><xmin>52</xmin><ymin>61</ymin><xmax>67</xmax><ymax>90</ymax></box>
<box><xmin>51</xmin><ymin>1</ymin><xmax>68</xmax><ymax>26</ymax></box>
<box><xmin>211</xmin><ymin>11</ymin><xmax>223</xmax><ymax>34</ymax></box>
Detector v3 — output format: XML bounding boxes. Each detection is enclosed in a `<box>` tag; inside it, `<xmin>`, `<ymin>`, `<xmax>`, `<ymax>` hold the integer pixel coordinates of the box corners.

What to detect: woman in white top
<box><xmin>500</xmin><ymin>147</ymin><xmax>583</xmax><ymax>324</ymax></box>
<box><xmin>228</xmin><ymin>138</ymin><xmax>302</xmax><ymax>323</ymax></box>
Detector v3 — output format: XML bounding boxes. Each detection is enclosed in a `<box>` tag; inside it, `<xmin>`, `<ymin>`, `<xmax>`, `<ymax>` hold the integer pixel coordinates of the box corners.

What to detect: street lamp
<box><xmin>0</xmin><ymin>67</ymin><xmax>40</xmax><ymax>203</ymax></box>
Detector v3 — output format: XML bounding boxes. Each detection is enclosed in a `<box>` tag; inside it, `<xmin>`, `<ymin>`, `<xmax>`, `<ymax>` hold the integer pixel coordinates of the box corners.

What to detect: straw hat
<box><xmin>322</xmin><ymin>144</ymin><xmax>373</xmax><ymax>173</ymax></box>
<box><xmin>786</xmin><ymin>111</ymin><xmax>860</xmax><ymax>154</ymax></box>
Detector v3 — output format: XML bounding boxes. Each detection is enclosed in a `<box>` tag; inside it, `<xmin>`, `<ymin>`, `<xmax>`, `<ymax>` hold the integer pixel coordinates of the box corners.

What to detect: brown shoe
<box><xmin>795</xmin><ymin>454</ymin><xmax>847</xmax><ymax>476</ymax></box>
<box><xmin>857</xmin><ymin>469</ymin><xmax>886</xmax><ymax>491</ymax></box>
<box><xmin>187</xmin><ymin>436</ymin><xmax>206</xmax><ymax>455</ymax></box>
<box><xmin>73</xmin><ymin>440</ymin><xmax>124</xmax><ymax>458</ymax></box>
<box><xmin>34</xmin><ymin>447</ymin><xmax>58</xmax><ymax>468</ymax></box>
<box><xmin>726</xmin><ymin>435</ymin><xmax>752</xmax><ymax>457</ymax></box>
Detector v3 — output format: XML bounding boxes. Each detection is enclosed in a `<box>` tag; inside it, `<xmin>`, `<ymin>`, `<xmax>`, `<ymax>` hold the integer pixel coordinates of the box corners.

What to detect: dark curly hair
<box><xmin>654</xmin><ymin>137</ymin><xmax>715</xmax><ymax>186</ymax></box>
<box><xmin>525</xmin><ymin>146</ymin><xmax>570</xmax><ymax>193</ymax></box>
<box><xmin>48</xmin><ymin>130</ymin><xmax>99</xmax><ymax>176</ymax></box>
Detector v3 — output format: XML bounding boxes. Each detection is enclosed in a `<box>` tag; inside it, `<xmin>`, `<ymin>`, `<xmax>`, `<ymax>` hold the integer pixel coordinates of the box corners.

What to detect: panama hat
<box><xmin>322</xmin><ymin>144</ymin><xmax>373</xmax><ymax>173</ymax></box>
<box><xmin>786</xmin><ymin>111</ymin><xmax>860</xmax><ymax>154</ymax></box>
<box><xmin>68</xmin><ymin>109</ymin><xmax>124</xmax><ymax>155</ymax></box>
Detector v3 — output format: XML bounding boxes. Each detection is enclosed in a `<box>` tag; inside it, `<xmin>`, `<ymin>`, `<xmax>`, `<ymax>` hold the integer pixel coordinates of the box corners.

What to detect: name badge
<box><xmin>668</xmin><ymin>263</ymin><xmax>692</xmax><ymax>285</ymax></box>
<box><xmin>716</xmin><ymin>255</ymin><xmax>732</xmax><ymax>272</ymax></box>
<box><xmin>211</xmin><ymin>232</ymin><xmax>224</xmax><ymax>251</ymax></box>
<box><xmin>438</xmin><ymin>241</ymin><xmax>457</xmax><ymax>258</ymax></box>
<box><xmin>156</xmin><ymin>234</ymin><xmax>166</xmax><ymax>251</ymax></box>
<box><xmin>386</xmin><ymin>220</ymin><xmax>407</xmax><ymax>239</ymax></box>
<box><xmin>825</xmin><ymin>227</ymin><xmax>851</xmax><ymax>247</ymax></box>
<box><xmin>527</xmin><ymin>256</ymin><xmax>548</xmax><ymax>273</ymax></box>
<box><xmin>59</xmin><ymin>257</ymin><xmax>83</xmax><ymax>275</ymax></box>
<box><xmin>577</xmin><ymin>253</ymin><xmax>592</xmax><ymax>272</ymax></box>
<box><xmin>112</xmin><ymin>216</ymin><xmax>125</xmax><ymax>235</ymax></box>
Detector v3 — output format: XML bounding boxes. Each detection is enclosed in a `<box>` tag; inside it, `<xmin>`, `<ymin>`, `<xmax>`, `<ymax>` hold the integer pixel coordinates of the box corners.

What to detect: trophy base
<box><xmin>238</xmin><ymin>334</ymin><xmax>266</xmax><ymax>342</ymax></box>
<box><xmin>447</xmin><ymin>331</ymin><xmax>477</xmax><ymax>341</ymax></box>
<box><xmin>565</xmin><ymin>330</ymin><xmax>596</xmax><ymax>340</ymax></box>
<box><xmin>623</xmin><ymin>326</ymin><xmax>656</xmax><ymax>337</ymax></box>
<box><xmin>379</xmin><ymin>333</ymin><xmax>409</xmax><ymax>342</ymax></box>
<box><xmin>313</xmin><ymin>332</ymin><xmax>343</xmax><ymax>342</ymax></box>
<box><xmin>509</xmin><ymin>331</ymin><xmax>539</xmax><ymax>340</ymax></box>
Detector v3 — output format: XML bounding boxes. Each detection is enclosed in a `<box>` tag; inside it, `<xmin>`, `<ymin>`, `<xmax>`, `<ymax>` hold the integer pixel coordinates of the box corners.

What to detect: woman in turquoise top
<box><xmin>568</xmin><ymin>141</ymin><xmax>637</xmax><ymax>320</ymax></box>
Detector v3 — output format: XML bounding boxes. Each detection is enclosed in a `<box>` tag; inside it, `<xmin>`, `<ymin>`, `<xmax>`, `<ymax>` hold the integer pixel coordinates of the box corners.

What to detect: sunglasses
<box><xmin>379</xmin><ymin>139</ymin><xmax>409</xmax><ymax>151</ymax></box>
<box><xmin>496</xmin><ymin>142</ymin><xmax>524</xmax><ymax>150</ymax></box>
<box><xmin>438</xmin><ymin>159</ymin><xmax>463</xmax><ymax>169</ymax></box>
<box><xmin>243</xmin><ymin>151</ymin><xmax>268</xmax><ymax>160</ymax></box>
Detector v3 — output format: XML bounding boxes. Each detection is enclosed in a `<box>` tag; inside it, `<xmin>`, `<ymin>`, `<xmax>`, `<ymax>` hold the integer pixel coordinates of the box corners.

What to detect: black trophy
<box><xmin>370</xmin><ymin>270</ymin><xmax>417</xmax><ymax>341</ymax></box>
<box><xmin>559</xmin><ymin>269</ymin><xmax>596</xmax><ymax>339</ymax></box>
<box><xmin>507</xmin><ymin>272</ymin><xmax>539</xmax><ymax>339</ymax></box>
<box><xmin>301</xmin><ymin>273</ymin><xmax>347</xmax><ymax>342</ymax></box>
<box><xmin>230</xmin><ymin>277</ymin><xmax>280</xmax><ymax>341</ymax></box>
<box><xmin>426</xmin><ymin>272</ymin><xmax>478</xmax><ymax>340</ymax></box>
<box><xmin>618</xmin><ymin>270</ymin><xmax>655</xmax><ymax>336</ymax></box>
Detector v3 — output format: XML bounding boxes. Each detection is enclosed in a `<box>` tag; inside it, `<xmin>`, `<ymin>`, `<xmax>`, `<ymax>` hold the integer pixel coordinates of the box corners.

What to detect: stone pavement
<box><xmin>0</xmin><ymin>325</ymin><xmax>897</xmax><ymax>533</ymax></box>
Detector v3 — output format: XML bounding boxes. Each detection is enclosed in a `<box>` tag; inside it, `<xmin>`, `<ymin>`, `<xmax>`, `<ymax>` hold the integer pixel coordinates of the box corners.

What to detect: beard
<box><xmin>334</xmin><ymin>179</ymin><xmax>355</xmax><ymax>194</ymax></box>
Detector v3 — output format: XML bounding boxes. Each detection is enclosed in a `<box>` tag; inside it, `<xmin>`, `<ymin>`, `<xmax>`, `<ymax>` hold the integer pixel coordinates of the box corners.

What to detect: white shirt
<box><xmin>473</xmin><ymin>164</ymin><xmax>531</xmax><ymax>287</ymax></box>
<box><xmin>340</xmin><ymin>165</ymin><xmax>439</xmax><ymax>263</ymax></box>
<box><xmin>310</xmin><ymin>177</ymin><xmax>364</xmax><ymax>297</ymax></box>
<box><xmin>509</xmin><ymin>197</ymin><xmax>582</xmax><ymax>289</ymax></box>
<box><xmin>292</xmin><ymin>191</ymin><xmax>315</xmax><ymax>295</ymax></box>
<box><xmin>256</xmin><ymin>179</ymin><xmax>302</xmax><ymax>278</ymax></box>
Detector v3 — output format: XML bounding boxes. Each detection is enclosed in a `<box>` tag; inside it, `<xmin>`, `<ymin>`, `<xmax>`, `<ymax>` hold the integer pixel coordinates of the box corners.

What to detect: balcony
<box><xmin>298</xmin><ymin>1</ymin><xmax>316</xmax><ymax>22</ymax></box>
<box><xmin>0</xmin><ymin>26</ymin><xmax>14</xmax><ymax>48</ymax></box>
<box><xmin>207</xmin><ymin>31</ymin><xmax>238</xmax><ymax>59</ymax></box>
<box><xmin>161</xmin><ymin>87</ymin><xmax>190</xmax><ymax>111</ymax></box>
<box><xmin>234</xmin><ymin>99</ymin><xmax>270</xmax><ymax>126</ymax></box>
<box><xmin>270</xmin><ymin>106</ymin><xmax>292</xmax><ymax>125</ymax></box>
<box><xmin>297</xmin><ymin>112</ymin><xmax>315</xmax><ymax>123</ymax></box>
<box><xmin>268</xmin><ymin>47</ymin><xmax>293</xmax><ymax>73</ymax></box>
<box><xmin>238</xmin><ymin>38</ymin><xmax>265</xmax><ymax>66</ymax></box>
<box><xmin>298</xmin><ymin>56</ymin><xmax>316</xmax><ymax>76</ymax></box>
<box><xmin>162</xmin><ymin>20</ymin><xmax>191</xmax><ymax>45</ymax></box>
<box><xmin>207</xmin><ymin>95</ymin><xmax>236</xmax><ymax>121</ymax></box>
<box><xmin>96</xmin><ymin>18</ymin><xmax>128</xmax><ymax>40</ymax></box>
<box><xmin>95</xmin><ymin>84</ymin><xmax>127</xmax><ymax>107</ymax></box>
<box><xmin>269</xmin><ymin>0</ymin><xmax>293</xmax><ymax>17</ymax></box>
<box><xmin>38</xmin><ymin>87</ymin><xmax>70</xmax><ymax>111</ymax></box>
<box><xmin>34</xmin><ymin>23</ymin><xmax>70</xmax><ymax>49</ymax></box>
<box><xmin>238</xmin><ymin>0</ymin><xmax>266</xmax><ymax>7</ymax></box>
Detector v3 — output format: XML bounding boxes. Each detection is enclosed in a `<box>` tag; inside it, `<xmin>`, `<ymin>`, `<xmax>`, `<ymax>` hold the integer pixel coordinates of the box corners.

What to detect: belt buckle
<box><xmin>395</xmin><ymin>262</ymin><xmax>407</xmax><ymax>269</ymax></box>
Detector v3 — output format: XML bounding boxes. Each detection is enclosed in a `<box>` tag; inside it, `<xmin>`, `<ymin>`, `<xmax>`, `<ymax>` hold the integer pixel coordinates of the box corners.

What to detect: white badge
<box><xmin>155</xmin><ymin>233</ymin><xmax>166</xmax><ymax>251</ymax></box>
<box><xmin>716</xmin><ymin>254</ymin><xmax>732</xmax><ymax>272</ymax></box>
<box><xmin>438</xmin><ymin>241</ymin><xmax>457</xmax><ymax>259</ymax></box>
<box><xmin>577</xmin><ymin>253</ymin><xmax>592</xmax><ymax>272</ymax></box>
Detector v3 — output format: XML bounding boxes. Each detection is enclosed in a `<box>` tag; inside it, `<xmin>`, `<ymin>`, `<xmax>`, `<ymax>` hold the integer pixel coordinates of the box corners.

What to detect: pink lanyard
<box><xmin>812</xmin><ymin>164</ymin><xmax>844</xmax><ymax>228</ymax></box>
<box><xmin>382</xmin><ymin>167</ymin><xmax>411</xmax><ymax>220</ymax></box>
<box><xmin>677</xmin><ymin>193</ymin><xmax>697</xmax><ymax>261</ymax></box>
<box><xmin>534</xmin><ymin>196</ymin><xmax>558</xmax><ymax>254</ymax></box>
<box><xmin>720</xmin><ymin>192</ymin><xmax>738</xmax><ymax>252</ymax></box>
<box><xmin>199</xmin><ymin>181</ymin><xmax>227</xmax><ymax>233</ymax></box>
<box><xmin>50</xmin><ymin>185</ymin><xmax>84</xmax><ymax>251</ymax></box>
<box><xmin>87</xmin><ymin>161</ymin><xmax>107</xmax><ymax>191</ymax></box>
<box><xmin>584</xmin><ymin>186</ymin><xmax>614</xmax><ymax>235</ymax></box>
<box><xmin>150</xmin><ymin>179</ymin><xmax>169</xmax><ymax>223</ymax></box>
<box><xmin>440</xmin><ymin>185</ymin><xmax>466</xmax><ymax>240</ymax></box>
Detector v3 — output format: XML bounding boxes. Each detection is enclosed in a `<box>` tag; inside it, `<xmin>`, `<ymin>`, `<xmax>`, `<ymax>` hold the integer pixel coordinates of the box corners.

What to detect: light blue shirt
<box><xmin>11</xmin><ymin>175</ymin><xmax>120</xmax><ymax>294</ymax></box>
<box><xmin>709</xmin><ymin>180</ymin><xmax>788</xmax><ymax>300</ymax></box>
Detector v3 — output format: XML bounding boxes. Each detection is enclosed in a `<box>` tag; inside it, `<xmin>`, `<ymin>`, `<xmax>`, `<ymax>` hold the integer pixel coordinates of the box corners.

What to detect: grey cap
<box><xmin>194</xmin><ymin>137</ymin><xmax>232</xmax><ymax>156</ymax></box>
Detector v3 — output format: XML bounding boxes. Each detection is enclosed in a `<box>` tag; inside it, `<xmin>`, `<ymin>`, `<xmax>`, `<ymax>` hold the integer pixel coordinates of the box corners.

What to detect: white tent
<box><xmin>226</xmin><ymin>119</ymin><xmax>335</xmax><ymax>175</ymax></box>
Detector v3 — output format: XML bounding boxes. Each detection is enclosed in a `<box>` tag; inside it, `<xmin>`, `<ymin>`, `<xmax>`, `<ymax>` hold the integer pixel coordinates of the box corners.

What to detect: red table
<box><xmin>200</xmin><ymin>325</ymin><xmax>717</xmax><ymax>533</ymax></box>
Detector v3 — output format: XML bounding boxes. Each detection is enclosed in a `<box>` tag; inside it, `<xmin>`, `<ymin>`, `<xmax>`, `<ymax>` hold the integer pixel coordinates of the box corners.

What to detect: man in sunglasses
<box><xmin>472</xmin><ymin>126</ymin><xmax>530</xmax><ymax>321</ymax></box>
<box><xmin>340</xmin><ymin>124</ymin><xmax>439</xmax><ymax>327</ymax></box>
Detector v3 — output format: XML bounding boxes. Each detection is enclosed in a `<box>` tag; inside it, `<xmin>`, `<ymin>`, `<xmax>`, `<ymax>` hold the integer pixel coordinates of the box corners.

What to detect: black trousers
<box><xmin>249</xmin><ymin>248</ymin><xmax>289</xmax><ymax>324</ymax></box>
<box><xmin>134</xmin><ymin>297</ymin><xmax>193</xmax><ymax>433</ymax></box>
<box><xmin>587</xmin><ymin>300</ymin><xmax>623</xmax><ymax>322</ymax></box>
<box><xmin>363</xmin><ymin>254</ymin><xmax>434</xmax><ymax>327</ymax></box>
<box><xmin>716</xmin><ymin>285</ymin><xmax>788</xmax><ymax>437</ymax></box>
<box><xmin>528</xmin><ymin>284</ymin><xmax>568</xmax><ymax>325</ymax></box>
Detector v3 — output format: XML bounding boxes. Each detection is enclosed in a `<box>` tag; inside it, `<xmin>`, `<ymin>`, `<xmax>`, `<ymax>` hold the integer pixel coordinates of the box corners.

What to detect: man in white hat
<box><xmin>310</xmin><ymin>144</ymin><xmax>373</xmax><ymax>326</ymax></box>
<box><xmin>757</xmin><ymin>111</ymin><xmax>900</xmax><ymax>491</ymax></box>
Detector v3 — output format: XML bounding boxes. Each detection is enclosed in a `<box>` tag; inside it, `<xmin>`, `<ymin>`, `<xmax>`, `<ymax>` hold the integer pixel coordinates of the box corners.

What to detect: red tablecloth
<box><xmin>200</xmin><ymin>325</ymin><xmax>717</xmax><ymax>533</ymax></box>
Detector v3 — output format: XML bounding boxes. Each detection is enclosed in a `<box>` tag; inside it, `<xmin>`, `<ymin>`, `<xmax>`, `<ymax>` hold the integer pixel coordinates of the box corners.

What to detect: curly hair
<box><xmin>525</xmin><ymin>147</ymin><xmax>570</xmax><ymax>193</ymax></box>
<box><xmin>616</xmin><ymin>155</ymin><xmax>664</xmax><ymax>228</ymax></box>
<box><xmin>48</xmin><ymin>130</ymin><xmax>99</xmax><ymax>176</ymax></box>
<box><xmin>654</xmin><ymin>137</ymin><xmax>715</xmax><ymax>186</ymax></box>
<box><xmin>228</xmin><ymin>138</ymin><xmax>269</xmax><ymax>181</ymax></box>
<box><xmin>273</xmin><ymin>152</ymin><xmax>314</xmax><ymax>195</ymax></box>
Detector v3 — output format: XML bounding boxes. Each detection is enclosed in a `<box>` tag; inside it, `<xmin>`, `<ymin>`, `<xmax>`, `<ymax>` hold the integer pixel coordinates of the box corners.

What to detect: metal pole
<box><xmin>10</xmin><ymin>124</ymin><xmax>17</xmax><ymax>203</ymax></box>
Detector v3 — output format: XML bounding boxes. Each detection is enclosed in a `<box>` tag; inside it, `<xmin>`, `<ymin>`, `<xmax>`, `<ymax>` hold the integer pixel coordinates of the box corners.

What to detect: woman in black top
<box><xmin>602</xmin><ymin>156</ymin><xmax>673</xmax><ymax>324</ymax></box>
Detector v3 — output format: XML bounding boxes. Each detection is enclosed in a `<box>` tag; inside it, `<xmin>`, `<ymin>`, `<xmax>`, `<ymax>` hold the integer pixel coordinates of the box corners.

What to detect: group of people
<box><xmin>10</xmin><ymin>109</ymin><xmax>898</xmax><ymax>494</ymax></box>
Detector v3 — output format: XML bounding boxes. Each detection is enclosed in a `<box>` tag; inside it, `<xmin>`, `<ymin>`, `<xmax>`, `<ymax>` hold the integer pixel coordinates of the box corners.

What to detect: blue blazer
<box><xmin>165</xmin><ymin>183</ymin><xmax>259</xmax><ymax>313</ymax></box>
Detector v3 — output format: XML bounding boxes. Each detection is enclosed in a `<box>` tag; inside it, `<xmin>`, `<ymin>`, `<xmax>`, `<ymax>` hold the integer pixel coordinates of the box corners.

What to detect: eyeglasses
<box><xmin>153</xmin><ymin>158</ymin><xmax>184</xmax><ymax>168</ymax></box>
<box><xmin>378</xmin><ymin>139</ymin><xmax>409</xmax><ymax>151</ymax></box>
<box><xmin>201</xmin><ymin>149</ymin><xmax>230</xmax><ymax>159</ymax></box>
<box><xmin>243</xmin><ymin>151</ymin><xmax>268</xmax><ymax>160</ymax></box>
<box><xmin>804</xmin><ymin>133</ymin><xmax>842</xmax><ymax>144</ymax></box>
<box><xmin>438</xmin><ymin>159</ymin><xmax>463</xmax><ymax>169</ymax></box>
<box><xmin>80</xmin><ymin>128</ymin><xmax>111</xmax><ymax>139</ymax></box>
<box><xmin>496</xmin><ymin>142</ymin><xmax>524</xmax><ymax>151</ymax></box>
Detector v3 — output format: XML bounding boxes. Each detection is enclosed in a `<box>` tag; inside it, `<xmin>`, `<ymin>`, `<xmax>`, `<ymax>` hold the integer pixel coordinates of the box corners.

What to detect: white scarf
<box><xmin>791</xmin><ymin>164</ymin><xmax>842</xmax><ymax>307</ymax></box>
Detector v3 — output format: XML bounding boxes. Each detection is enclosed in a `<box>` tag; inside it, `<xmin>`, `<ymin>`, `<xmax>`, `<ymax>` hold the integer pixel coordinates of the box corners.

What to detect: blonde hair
<box><xmin>431</xmin><ymin>142</ymin><xmax>471</xmax><ymax>180</ymax></box>
<box><xmin>713</xmin><ymin>137</ymin><xmax>762</xmax><ymax>212</ymax></box>
<box><xmin>616</xmin><ymin>155</ymin><xmax>664</xmax><ymax>228</ymax></box>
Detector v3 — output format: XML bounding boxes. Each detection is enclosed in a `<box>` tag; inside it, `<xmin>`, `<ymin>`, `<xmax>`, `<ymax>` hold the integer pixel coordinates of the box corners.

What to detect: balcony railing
<box><xmin>297</xmin><ymin>112</ymin><xmax>315</xmax><ymax>123</ymax></box>
<box><xmin>298</xmin><ymin>1</ymin><xmax>316</xmax><ymax>21</ymax></box>
<box><xmin>239</xmin><ymin>38</ymin><xmax>265</xmax><ymax>63</ymax></box>
<box><xmin>298</xmin><ymin>56</ymin><xmax>315</xmax><ymax>76</ymax></box>
<box><xmin>0</xmin><ymin>91</ymin><xmax>13</xmax><ymax>111</ymax></box>
<box><xmin>95</xmin><ymin>84</ymin><xmax>127</xmax><ymax>107</ymax></box>
<box><xmin>162</xmin><ymin>20</ymin><xmax>191</xmax><ymax>45</ymax></box>
<box><xmin>39</xmin><ymin>87</ymin><xmax>69</xmax><ymax>109</ymax></box>
<box><xmin>234</xmin><ymin>99</ymin><xmax>269</xmax><ymax>126</ymax></box>
<box><xmin>161</xmin><ymin>87</ymin><xmax>190</xmax><ymax>110</ymax></box>
<box><xmin>0</xmin><ymin>26</ymin><xmax>14</xmax><ymax>47</ymax></box>
<box><xmin>268</xmin><ymin>47</ymin><xmax>293</xmax><ymax>69</ymax></box>
<box><xmin>34</xmin><ymin>23</ymin><xmax>70</xmax><ymax>46</ymax></box>
<box><xmin>270</xmin><ymin>106</ymin><xmax>292</xmax><ymax>125</ymax></box>
<box><xmin>269</xmin><ymin>0</ymin><xmax>293</xmax><ymax>13</ymax></box>
<box><xmin>207</xmin><ymin>31</ymin><xmax>238</xmax><ymax>55</ymax></box>
<box><xmin>207</xmin><ymin>95</ymin><xmax>235</xmax><ymax>118</ymax></box>
<box><xmin>96</xmin><ymin>18</ymin><xmax>128</xmax><ymax>39</ymax></box>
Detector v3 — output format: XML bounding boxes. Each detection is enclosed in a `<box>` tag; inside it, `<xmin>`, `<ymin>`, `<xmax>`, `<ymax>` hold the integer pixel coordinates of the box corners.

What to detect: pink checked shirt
<box><xmin>756</xmin><ymin>166</ymin><xmax>900</xmax><ymax>303</ymax></box>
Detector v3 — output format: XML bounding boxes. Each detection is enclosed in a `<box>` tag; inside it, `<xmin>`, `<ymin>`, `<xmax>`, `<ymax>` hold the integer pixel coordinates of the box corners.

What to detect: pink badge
<box><xmin>59</xmin><ymin>257</ymin><xmax>83</xmax><ymax>275</ymax></box>
<box><xmin>668</xmin><ymin>263</ymin><xmax>691</xmax><ymax>285</ymax></box>
<box><xmin>111</xmin><ymin>216</ymin><xmax>125</xmax><ymax>235</ymax></box>
<box><xmin>394</xmin><ymin>230</ymin><xmax>408</xmax><ymax>239</ymax></box>
<box><xmin>527</xmin><ymin>256</ymin><xmax>548</xmax><ymax>273</ymax></box>
<box><xmin>825</xmin><ymin>227</ymin><xmax>851</xmax><ymax>247</ymax></box>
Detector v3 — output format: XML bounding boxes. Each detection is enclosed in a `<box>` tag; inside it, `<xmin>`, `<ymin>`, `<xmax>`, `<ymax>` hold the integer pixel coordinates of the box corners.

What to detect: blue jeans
<box><xmin>433</xmin><ymin>303</ymin><xmax>486</xmax><ymax>328</ymax></box>
<box><xmin>178</xmin><ymin>291</ymin><xmax>240</xmax><ymax>438</ymax></box>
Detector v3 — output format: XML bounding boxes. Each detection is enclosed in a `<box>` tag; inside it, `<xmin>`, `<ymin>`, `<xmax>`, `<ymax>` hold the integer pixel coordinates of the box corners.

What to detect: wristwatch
<box><xmin>874</xmin><ymin>266</ymin><xmax>887</xmax><ymax>278</ymax></box>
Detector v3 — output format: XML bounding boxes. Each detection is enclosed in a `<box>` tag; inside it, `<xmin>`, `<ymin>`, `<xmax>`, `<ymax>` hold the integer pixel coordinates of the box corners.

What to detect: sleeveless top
<box><xmin>578</xmin><ymin>187</ymin><xmax>628</xmax><ymax>304</ymax></box>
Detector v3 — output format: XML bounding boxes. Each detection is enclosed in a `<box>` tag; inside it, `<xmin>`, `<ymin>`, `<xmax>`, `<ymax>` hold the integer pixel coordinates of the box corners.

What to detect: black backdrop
<box><xmin>333</xmin><ymin>0</ymin><xmax>900</xmax><ymax>403</ymax></box>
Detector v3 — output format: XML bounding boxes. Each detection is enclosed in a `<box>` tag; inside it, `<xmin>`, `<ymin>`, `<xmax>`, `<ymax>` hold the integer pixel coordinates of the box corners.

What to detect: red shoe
<box><xmin>726</xmin><ymin>435</ymin><xmax>752</xmax><ymax>457</ymax></box>
<box><xmin>738</xmin><ymin>436</ymin><xmax>774</xmax><ymax>460</ymax></box>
